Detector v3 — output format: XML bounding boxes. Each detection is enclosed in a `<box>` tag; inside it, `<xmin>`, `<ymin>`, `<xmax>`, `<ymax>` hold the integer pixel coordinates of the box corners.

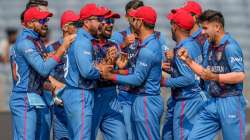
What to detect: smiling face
<box><xmin>29</xmin><ymin>18</ymin><xmax>49</xmax><ymax>37</ymax></box>
<box><xmin>200</xmin><ymin>21</ymin><xmax>220</xmax><ymax>44</ymax></box>
<box><xmin>99</xmin><ymin>18</ymin><xmax>115</xmax><ymax>39</ymax></box>
<box><xmin>62</xmin><ymin>22</ymin><xmax>78</xmax><ymax>35</ymax></box>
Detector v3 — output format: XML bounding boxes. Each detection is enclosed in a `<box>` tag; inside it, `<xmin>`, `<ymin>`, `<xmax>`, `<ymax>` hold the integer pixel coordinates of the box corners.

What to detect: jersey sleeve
<box><xmin>115</xmin><ymin>48</ymin><xmax>153</xmax><ymax>86</ymax></box>
<box><xmin>165</xmin><ymin>47</ymin><xmax>196</xmax><ymax>88</ymax></box>
<box><xmin>225</xmin><ymin>42</ymin><xmax>244</xmax><ymax>72</ymax></box>
<box><xmin>110</xmin><ymin>31</ymin><xmax>124</xmax><ymax>46</ymax></box>
<box><xmin>18</xmin><ymin>39</ymin><xmax>58</xmax><ymax>77</ymax></box>
<box><xmin>73</xmin><ymin>38</ymin><xmax>100</xmax><ymax>79</ymax></box>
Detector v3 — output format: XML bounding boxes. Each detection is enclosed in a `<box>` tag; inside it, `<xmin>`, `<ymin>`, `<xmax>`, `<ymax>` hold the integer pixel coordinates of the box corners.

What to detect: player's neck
<box><xmin>190</xmin><ymin>24</ymin><xmax>200</xmax><ymax>35</ymax></box>
<box><xmin>176</xmin><ymin>31</ymin><xmax>189</xmax><ymax>44</ymax></box>
<box><xmin>139</xmin><ymin>29</ymin><xmax>154</xmax><ymax>43</ymax></box>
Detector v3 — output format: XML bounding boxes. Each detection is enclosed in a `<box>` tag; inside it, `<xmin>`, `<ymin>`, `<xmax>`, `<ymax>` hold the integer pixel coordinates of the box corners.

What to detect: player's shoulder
<box><xmin>16</xmin><ymin>37</ymin><xmax>35</xmax><ymax>52</ymax></box>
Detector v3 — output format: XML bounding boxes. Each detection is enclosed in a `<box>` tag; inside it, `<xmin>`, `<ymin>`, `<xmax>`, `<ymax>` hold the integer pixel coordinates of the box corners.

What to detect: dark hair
<box><xmin>125</xmin><ymin>0</ymin><xmax>144</xmax><ymax>14</ymax></box>
<box><xmin>26</xmin><ymin>0</ymin><xmax>48</xmax><ymax>9</ymax></box>
<box><xmin>143</xmin><ymin>21</ymin><xmax>155</xmax><ymax>30</ymax></box>
<box><xmin>21</xmin><ymin>0</ymin><xmax>48</xmax><ymax>23</ymax></box>
<box><xmin>199</xmin><ymin>9</ymin><xmax>224</xmax><ymax>27</ymax></box>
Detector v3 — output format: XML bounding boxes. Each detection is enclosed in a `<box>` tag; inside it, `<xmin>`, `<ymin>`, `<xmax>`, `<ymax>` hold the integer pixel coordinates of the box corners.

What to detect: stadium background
<box><xmin>0</xmin><ymin>0</ymin><xmax>249</xmax><ymax>139</ymax></box>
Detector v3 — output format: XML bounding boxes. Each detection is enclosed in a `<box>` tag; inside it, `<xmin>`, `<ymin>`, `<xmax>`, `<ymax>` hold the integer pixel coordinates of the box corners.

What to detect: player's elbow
<box><xmin>186</xmin><ymin>76</ymin><xmax>196</xmax><ymax>85</ymax></box>
<box><xmin>37</xmin><ymin>68</ymin><xmax>50</xmax><ymax>77</ymax></box>
<box><xmin>132</xmin><ymin>77</ymin><xmax>144</xmax><ymax>86</ymax></box>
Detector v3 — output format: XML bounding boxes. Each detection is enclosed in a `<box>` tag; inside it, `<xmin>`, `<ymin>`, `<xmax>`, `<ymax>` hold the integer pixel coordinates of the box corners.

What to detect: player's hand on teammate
<box><xmin>177</xmin><ymin>48</ymin><xmax>189</xmax><ymax>62</ymax></box>
<box><xmin>62</xmin><ymin>34</ymin><xmax>77</xmax><ymax>49</ymax></box>
<box><xmin>99</xmin><ymin>64</ymin><xmax>115</xmax><ymax>80</ymax></box>
<box><xmin>165</xmin><ymin>49</ymin><xmax>174</xmax><ymax>61</ymax></box>
<box><xmin>124</xmin><ymin>34</ymin><xmax>136</xmax><ymax>47</ymax></box>
<box><xmin>116</xmin><ymin>52</ymin><xmax>128</xmax><ymax>69</ymax></box>
<box><xmin>106</xmin><ymin>46</ymin><xmax>118</xmax><ymax>65</ymax></box>
<box><xmin>96</xmin><ymin>63</ymin><xmax>113</xmax><ymax>74</ymax></box>
<box><xmin>162</xmin><ymin>62</ymin><xmax>171</xmax><ymax>71</ymax></box>
<box><xmin>162</xmin><ymin>62</ymin><xmax>173</xmax><ymax>74</ymax></box>
<box><xmin>201</xmin><ymin>68</ymin><xmax>219</xmax><ymax>81</ymax></box>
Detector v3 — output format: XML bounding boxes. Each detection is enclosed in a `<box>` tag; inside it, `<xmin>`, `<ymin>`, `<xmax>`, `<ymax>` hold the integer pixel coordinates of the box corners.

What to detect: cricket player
<box><xmin>111</xmin><ymin>1</ymin><xmax>167</xmax><ymax>139</ymax></box>
<box><xmin>178</xmin><ymin>10</ymin><xmax>246</xmax><ymax>140</ymax></box>
<box><xmin>9</xmin><ymin>7</ymin><xmax>75</xmax><ymax>140</ymax></box>
<box><xmin>62</xmin><ymin>3</ymin><xmax>109</xmax><ymax>140</ymax></box>
<box><xmin>46</xmin><ymin>10</ymin><xmax>79</xmax><ymax>140</ymax></box>
<box><xmin>90</xmin><ymin>7</ymin><xmax>128</xmax><ymax>140</ymax></box>
<box><xmin>162</xmin><ymin>1</ymin><xmax>207</xmax><ymax>139</ymax></box>
<box><xmin>102</xmin><ymin>6</ymin><xmax>164</xmax><ymax>140</ymax></box>
<box><xmin>162</xmin><ymin>9</ymin><xmax>204</xmax><ymax>140</ymax></box>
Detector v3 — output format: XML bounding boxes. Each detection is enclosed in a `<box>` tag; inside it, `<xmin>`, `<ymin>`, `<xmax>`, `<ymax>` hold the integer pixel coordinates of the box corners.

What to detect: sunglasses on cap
<box><xmin>104</xmin><ymin>18</ymin><xmax>115</xmax><ymax>24</ymax></box>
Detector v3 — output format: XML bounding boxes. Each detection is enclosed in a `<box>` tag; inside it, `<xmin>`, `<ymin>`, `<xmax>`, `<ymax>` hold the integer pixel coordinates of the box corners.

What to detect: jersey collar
<box><xmin>23</xmin><ymin>28</ymin><xmax>40</xmax><ymax>39</ymax></box>
<box><xmin>176</xmin><ymin>37</ymin><xmax>193</xmax><ymax>49</ymax></box>
<box><xmin>191</xmin><ymin>27</ymin><xmax>202</xmax><ymax>39</ymax></box>
<box><xmin>141</xmin><ymin>33</ymin><xmax>156</xmax><ymax>47</ymax></box>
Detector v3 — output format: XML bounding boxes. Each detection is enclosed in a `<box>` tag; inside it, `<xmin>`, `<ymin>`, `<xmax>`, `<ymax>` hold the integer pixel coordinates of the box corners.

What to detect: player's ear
<box><xmin>214</xmin><ymin>22</ymin><xmax>221</xmax><ymax>33</ymax></box>
<box><xmin>62</xmin><ymin>25</ymin><xmax>68</xmax><ymax>32</ymax></box>
<box><xmin>26</xmin><ymin>21</ymin><xmax>35</xmax><ymax>29</ymax></box>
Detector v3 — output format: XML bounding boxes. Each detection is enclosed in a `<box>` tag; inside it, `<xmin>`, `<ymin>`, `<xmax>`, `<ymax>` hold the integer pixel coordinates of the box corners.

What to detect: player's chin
<box><xmin>104</xmin><ymin>31</ymin><xmax>112</xmax><ymax>38</ymax></box>
<box><xmin>39</xmin><ymin>30</ymin><xmax>48</xmax><ymax>37</ymax></box>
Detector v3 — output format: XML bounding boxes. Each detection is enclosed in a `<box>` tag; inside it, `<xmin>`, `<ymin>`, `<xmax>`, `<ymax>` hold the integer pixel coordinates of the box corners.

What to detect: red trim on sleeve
<box><xmin>112</xmin><ymin>74</ymin><xmax>118</xmax><ymax>81</ymax></box>
<box><xmin>123</xmin><ymin>69</ymin><xmax>129</xmax><ymax>75</ymax></box>
<box><xmin>51</xmin><ymin>55</ymin><xmax>61</xmax><ymax>63</ymax></box>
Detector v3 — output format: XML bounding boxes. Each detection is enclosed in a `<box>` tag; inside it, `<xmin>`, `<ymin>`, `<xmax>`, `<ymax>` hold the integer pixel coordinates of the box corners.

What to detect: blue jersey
<box><xmin>10</xmin><ymin>28</ymin><xmax>59</xmax><ymax>94</ymax></box>
<box><xmin>47</xmin><ymin>38</ymin><xmax>66</xmax><ymax>83</ymax></box>
<box><xmin>191</xmin><ymin>28</ymin><xmax>209</xmax><ymax>90</ymax></box>
<box><xmin>205</xmin><ymin>33</ymin><xmax>244</xmax><ymax>97</ymax></box>
<box><xmin>92</xmin><ymin>39</ymin><xmax>119</xmax><ymax>88</ymax></box>
<box><xmin>165</xmin><ymin>37</ymin><xmax>202</xmax><ymax>100</ymax></box>
<box><xmin>191</xmin><ymin>28</ymin><xmax>207</xmax><ymax>60</ymax></box>
<box><xmin>111</xmin><ymin>27</ymin><xmax>167</xmax><ymax>93</ymax></box>
<box><xmin>113</xmin><ymin>34</ymin><xmax>162</xmax><ymax>95</ymax></box>
<box><xmin>64</xmin><ymin>28</ymin><xmax>100</xmax><ymax>89</ymax></box>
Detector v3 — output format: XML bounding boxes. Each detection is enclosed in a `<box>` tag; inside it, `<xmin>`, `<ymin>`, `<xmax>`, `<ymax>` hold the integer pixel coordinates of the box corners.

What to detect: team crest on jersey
<box><xmin>216</xmin><ymin>51</ymin><xmax>223</xmax><ymax>61</ymax></box>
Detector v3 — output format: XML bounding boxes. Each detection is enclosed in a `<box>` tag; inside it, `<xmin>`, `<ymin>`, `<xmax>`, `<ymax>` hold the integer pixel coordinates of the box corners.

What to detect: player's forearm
<box><xmin>54</xmin><ymin>44</ymin><xmax>67</xmax><ymax>59</ymax></box>
<box><xmin>218</xmin><ymin>72</ymin><xmax>245</xmax><ymax>84</ymax></box>
<box><xmin>185</xmin><ymin>57</ymin><xmax>204</xmax><ymax>77</ymax></box>
<box><xmin>113</xmin><ymin>74</ymin><xmax>143</xmax><ymax>86</ymax></box>
<box><xmin>164</xmin><ymin>75</ymin><xmax>195</xmax><ymax>88</ymax></box>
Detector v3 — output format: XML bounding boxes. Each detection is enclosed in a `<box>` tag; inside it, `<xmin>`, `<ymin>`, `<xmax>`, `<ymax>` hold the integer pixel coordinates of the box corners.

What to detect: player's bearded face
<box><xmin>133</xmin><ymin>19</ymin><xmax>142</xmax><ymax>34</ymax></box>
<box><xmin>65</xmin><ymin>23</ymin><xmax>77</xmax><ymax>35</ymax></box>
<box><xmin>87</xmin><ymin>17</ymin><xmax>103</xmax><ymax>37</ymax></box>
<box><xmin>33</xmin><ymin>20</ymin><xmax>49</xmax><ymax>37</ymax></box>
<box><xmin>100</xmin><ymin>18</ymin><xmax>114</xmax><ymax>39</ymax></box>
<box><xmin>171</xmin><ymin>24</ymin><xmax>177</xmax><ymax>42</ymax></box>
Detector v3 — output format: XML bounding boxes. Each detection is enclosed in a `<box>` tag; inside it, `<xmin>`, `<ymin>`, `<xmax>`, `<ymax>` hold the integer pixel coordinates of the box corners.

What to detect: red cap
<box><xmin>24</xmin><ymin>7</ymin><xmax>53</xmax><ymax>23</ymax></box>
<box><xmin>183</xmin><ymin>1</ymin><xmax>202</xmax><ymax>16</ymax></box>
<box><xmin>127</xmin><ymin>9</ymin><xmax>137</xmax><ymax>17</ymax></box>
<box><xmin>134</xmin><ymin>6</ymin><xmax>157</xmax><ymax>24</ymax></box>
<box><xmin>167</xmin><ymin>8</ymin><xmax>194</xmax><ymax>30</ymax></box>
<box><xmin>105</xmin><ymin>10</ymin><xmax>120</xmax><ymax>19</ymax></box>
<box><xmin>61</xmin><ymin>10</ymin><xmax>79</xmax><ymax>28</ymax></box>
<box><xmin>98</xmin><ymin>6</ymin><xmax>120</xmax><ymax>19</ymax></box>
<box><xmin>80</xmin><ymin>3</ymin><xmax>108</xmax><ymax>20</ymax></box>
